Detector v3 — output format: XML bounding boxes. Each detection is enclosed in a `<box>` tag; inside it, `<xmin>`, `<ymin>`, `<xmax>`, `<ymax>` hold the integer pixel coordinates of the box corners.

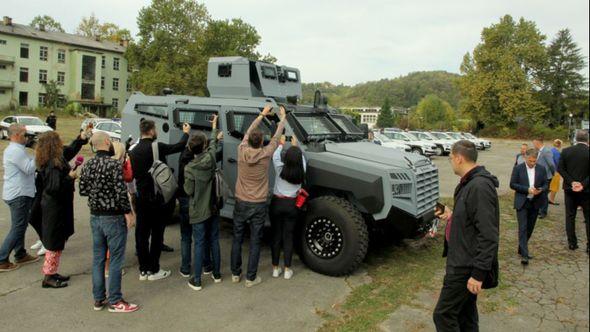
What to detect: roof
<box><xmin>0</xmin><ymin>23</ymin><xmax>126</xmax><ymax>54</ymax></box>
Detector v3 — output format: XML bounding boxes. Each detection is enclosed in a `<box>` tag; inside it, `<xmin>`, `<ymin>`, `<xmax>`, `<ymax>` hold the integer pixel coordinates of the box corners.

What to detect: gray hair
<box><xmin>525</xmin><ymin>148</ymin><xmax>538</xmax><ymax>158</ymax></box>
<box><xmin>8</xmin><ymin>123</ymin><xmax>25</xmax><ymax>137</ymax></box>
<box><xmin>576</xmin><ymin>130</ymin><xmax>588</xmax><ymax>143</ymax></box>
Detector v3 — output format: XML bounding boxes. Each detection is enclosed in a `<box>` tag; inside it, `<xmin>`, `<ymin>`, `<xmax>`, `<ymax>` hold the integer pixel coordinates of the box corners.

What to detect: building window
<box><xmin>39</xmin><ymin>46</ymin><xmax>48</xmax><ymax>61</ymax></box>
<box><xmin>101</xmin><ymin>56</ymin><xmax>106</xmax><ymax>69</ymax></box>
<box><xmin>19</xmin><ymin>67</ymin><xmax>28</xmax><ymax>82</ymax></box>
<box><xmin>57</xmin><ymin>71</ymin><xmax>65</xmax><ymax>85</ymax></box>
<box><xmin>126</xmin><ymin>80</ymin><xmax>131</xmax><ymax>92</ymax></box>
<box><xmin>57</xmin><ymin>49</ymin><xmax>66</xmax><ymax>63</ymax></box>
<box><xmin>113</xmin><ymin>57</ymin><xmax>119</xmax><ymax>71</ymax></box>
<box><xmin>38</xmin><ymin>93</ymin><xmax>46</xmax><ymax>106</ymax></box>
<box><xmin>0</xmin><ymin>39</ymin><xmax>6</xmax><ymax>45</ymax></box>
<box><xmin>0</xmin><ymin>64</ymin><xmax>6</xmax><ymax>70</ymax></box>
<box><xmin>20</xmin><ymin>43</ymin><xmax>29</xmax><ymax>58</ymax></box>
<box><xmin>112</xmin><ymin>98</ymin><xmax>119</xmax><ymax>108</ymax></box>
<box><xmin>101</xmin><ymin>76</ymin><xmax>105</xmax><ymax>90</ymax></box>
<box><xmin>39</xmin><ymin>69</ymin><xmax>48</xmax><ymax>84</ymax></box>
<box><xmin>112</xmin><ymin>78</ymin><xmax>119</xmax><ymax>91</ymax></box>
<box><xmin>19</xmin><ymin>91</ymin><xmax>28</xmax><ymax>106</ymax></box>
<box><xmin>0</xmin><ymin>89</ymin><xmax>6</xmax><ymax>94</ymax></box>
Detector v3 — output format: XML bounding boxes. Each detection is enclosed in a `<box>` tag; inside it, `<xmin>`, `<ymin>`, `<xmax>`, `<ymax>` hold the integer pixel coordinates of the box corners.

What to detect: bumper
<box><xmin>381</xmin><ymin>206</ymin><xmax>436</xmax><ymax>238</ymax></box>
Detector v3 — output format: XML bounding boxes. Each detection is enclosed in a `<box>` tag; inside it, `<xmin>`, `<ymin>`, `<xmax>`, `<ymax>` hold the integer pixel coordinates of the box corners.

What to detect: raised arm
<box><xmin>159</xmin><ymin>123</ymin><xmax>190</xmax><ymax>156</ymax></box>
<box><xmin>243</xmin><ymin>104</ymin><xmax>272</xmax><ymax>143</ymax></box>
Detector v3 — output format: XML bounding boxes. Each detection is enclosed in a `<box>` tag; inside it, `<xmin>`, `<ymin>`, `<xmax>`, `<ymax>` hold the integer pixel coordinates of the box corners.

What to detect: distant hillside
<box><xmin>301</xmin><ymin>71</ymin><xmax>461</xmax><ymax>109</ymax></box>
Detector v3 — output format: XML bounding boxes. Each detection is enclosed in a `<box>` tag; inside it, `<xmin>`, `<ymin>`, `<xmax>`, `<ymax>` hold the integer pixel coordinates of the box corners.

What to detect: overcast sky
<box><xmin>3</xmin><ymin>0</ymin><xmax>589</xmax><ymax>85</ymax></box>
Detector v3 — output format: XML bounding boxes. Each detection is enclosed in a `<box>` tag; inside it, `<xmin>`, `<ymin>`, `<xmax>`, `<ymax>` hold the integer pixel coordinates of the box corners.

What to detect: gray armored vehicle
<box><xmin>121</xmin><ymin>57</ymin><xmax>439</xmax><ymax>276</ymax></box>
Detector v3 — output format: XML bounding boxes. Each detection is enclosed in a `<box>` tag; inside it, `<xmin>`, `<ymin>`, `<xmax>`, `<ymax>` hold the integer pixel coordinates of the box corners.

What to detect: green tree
<box><xmin>43</xmin><ymin>80</ymin><xmax>61</xmax><ymax>108</ymax></box>
<box><xmin>459</xmin><ymin>15</ymin><xmax>549</xmax><ymax>127</ymax></box>
<box><xmin>376</xmin><ymin>98</ymin><xmax>395</xmax><ymax>128</ymax></box>
<box><xmin>76</xmin><ymin>13</ymin><xmax>131</xmax><ymax>42</ymax></box>
<box><xmin>126</xmin><ymin>0</ymin><xmax>273</xmax><ymax>96</ymax></box>
<box><xmin>29</xmin><ymin>15</ymin><xmax>65</xmax><ymax>32</ymax></box>
<box><xmin>413</xmin><ymin>94</ymin><xmax>455</xmax><ymax>130</ymax></box>
<box><xmin>539</xmin><ymin>29</ymin><xmax>588</xmax><ymax>126</ymax></box>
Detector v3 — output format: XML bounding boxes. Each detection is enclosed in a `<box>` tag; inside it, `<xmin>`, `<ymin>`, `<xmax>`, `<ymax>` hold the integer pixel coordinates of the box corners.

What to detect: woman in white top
<box><xmin>270</xmin><ymin>135</ymin><xmax>306</xmax><ymax>280</ymax></box>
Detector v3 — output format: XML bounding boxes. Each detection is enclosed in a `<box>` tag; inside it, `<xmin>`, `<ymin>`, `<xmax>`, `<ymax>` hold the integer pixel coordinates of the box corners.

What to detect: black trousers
<box><xmin>269</xmin><ymin>197</ymin><xmax>299</xmax><ymax>267</ymax></box>
<box><xmin>516</xmin><ymin>200</ymin><xmax>538</xmax><ymax>258</ymax></box>
<box><xmin>433</xmin><ymin>272</ymin><xmax>478</xmax><ymax>332</ymax></box>
<box><xmin>564</xmin><ymin>191</ymin><xmax>590</xmax><ymax>247</ymax></box>
<box><xmin>135</xmin><ymin>196</ymin><xmax>169</xmax><ymax>273</ymax></box>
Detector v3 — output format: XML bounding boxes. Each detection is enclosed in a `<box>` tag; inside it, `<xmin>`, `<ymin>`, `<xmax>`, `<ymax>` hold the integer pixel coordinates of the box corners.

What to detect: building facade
<box><xmin>0</xmin><ymin>17</ymin><xmax>131</xmax><ymax>113</ymax></box>
<box><xmin>341</xmin><ymin>106</ymin><xmax>409</xmax><ymax>129</ymax></box>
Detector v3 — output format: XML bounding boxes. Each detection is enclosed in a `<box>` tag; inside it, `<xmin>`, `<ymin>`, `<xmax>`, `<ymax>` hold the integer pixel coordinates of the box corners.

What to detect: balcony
<box><xmin>0</xmin><ymin>55</ymin><xmax>15</xmax><ymax>64</ymax></box>
<box><xmin>0</xmin><ymin>80</ymin><xmax>14</xmax><ymax>89</ymax></box>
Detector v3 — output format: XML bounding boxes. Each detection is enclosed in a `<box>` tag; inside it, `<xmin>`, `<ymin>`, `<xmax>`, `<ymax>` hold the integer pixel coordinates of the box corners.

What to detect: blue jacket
<box><xmin>551</xmin><ymin>147</ymin><xmax>561</xmax><ymax>168</ymax></box>
<box><xmin>536</xmin><ymin>146</ymin><xmax>555</xmax><ymax>180</ymax></box>
<box><xmin>510</xmin><ymin>163</ymin><xmax>548</xmax><ymax>210</ymax></box>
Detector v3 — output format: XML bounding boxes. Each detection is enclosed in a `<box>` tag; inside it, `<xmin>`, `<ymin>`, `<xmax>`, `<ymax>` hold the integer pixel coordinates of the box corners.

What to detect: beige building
<box><xmin>0</xmin><ymin>16</ymin><xmax>131</xmax><ymax>114</ymax></box>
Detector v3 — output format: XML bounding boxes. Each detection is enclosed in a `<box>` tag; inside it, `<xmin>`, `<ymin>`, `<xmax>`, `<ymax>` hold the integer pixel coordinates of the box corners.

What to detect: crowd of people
<box><xmin>0</xmin><ymin>104</ymin><xmax>308</xmax><ymax>313</ymax></box>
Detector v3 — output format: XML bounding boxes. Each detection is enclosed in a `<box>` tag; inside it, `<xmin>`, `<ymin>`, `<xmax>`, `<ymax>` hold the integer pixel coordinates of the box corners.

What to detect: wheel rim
<box><xmin>305</xmin><ymin>217</ymin><xmax>344</xmax><ymax>259</ymax></box>
<box><xmin>412</xmin><ymin>149</ymin><xmax>421</xmax><ymax>154</ymax></box>
<box><xmin>437</xmin><ymin>147</ymin><xmax>443</xmax><ymax>155</ymax></box>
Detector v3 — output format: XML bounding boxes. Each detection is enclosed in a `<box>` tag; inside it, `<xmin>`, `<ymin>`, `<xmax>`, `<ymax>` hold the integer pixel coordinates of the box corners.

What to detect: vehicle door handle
<box><xmin>228</xmin><ymin>158</ymin><xmax>237</xmax><ymax>163</ymax></box>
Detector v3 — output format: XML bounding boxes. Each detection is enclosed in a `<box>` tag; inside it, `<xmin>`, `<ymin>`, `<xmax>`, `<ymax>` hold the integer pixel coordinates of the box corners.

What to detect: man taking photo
<box><xmin>433</xmin><ymin>140</ymin><xmax>500</xmax><ymax>331</ymax></box>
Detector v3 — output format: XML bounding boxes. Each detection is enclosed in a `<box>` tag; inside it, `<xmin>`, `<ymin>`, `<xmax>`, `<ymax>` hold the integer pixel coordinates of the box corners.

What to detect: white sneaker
<box><xmin>211</xmin><ymin>274</ymin><xmax>222</xmax><ymax>283</ymax></box>
<box><xmin>272</xmin><ymin>266</ymin><xmax>282</xmax><ymax>278</ymax></box>
<box><xmin>245</xmin><ymin>276</ymin><xmax>262</xmax><ymax>288</ymax></box>
<box><xmin>37</xmin><ymin>246</ymin><xmax>47</xmax><ymax>256</ymax></box>
<box><xmin>231</xmin><ymin>275</ymin><xmax>241</xmax><ymax>283</ymax></box>
<box><xmin>139</xmin><ymin>271</ymin><xmax>150</xmax><ymax>281</ymax></box>
<box><xmin>148</xmin><ymin>269</ymin><xmax>171</xmax><ymax>281</ymax></box>
<box><xmin>284</xmin><ymin>268</ymin><xmax>294</xmax><ymax>280</ymax></box>
<box><xmin>31</xmin><ymin>240</ymin><xmax>43</xmax><ymax>250</ymax></box>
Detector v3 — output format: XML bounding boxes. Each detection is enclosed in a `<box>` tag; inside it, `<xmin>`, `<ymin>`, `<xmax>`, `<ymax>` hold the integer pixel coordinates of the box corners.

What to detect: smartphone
<box><xmin>435</xmin><ymin>202</ymin><xmax>446</xmax><ymax>214</ymax></box>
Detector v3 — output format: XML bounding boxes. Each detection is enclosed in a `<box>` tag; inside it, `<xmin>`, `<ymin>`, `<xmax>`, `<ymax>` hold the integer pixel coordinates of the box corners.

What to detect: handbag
<box><xmin>122</xmin><ymin>157</ymin><xmax>133</xmax><ymax>183</ymax></box>
<box><xmin>295</xmin><ymin>188</ymin><xmax>309</xmax><ymax>209</ymax></box>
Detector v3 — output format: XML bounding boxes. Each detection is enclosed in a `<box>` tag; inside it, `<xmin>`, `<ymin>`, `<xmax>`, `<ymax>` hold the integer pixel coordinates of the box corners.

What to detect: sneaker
<box><xmin>94</xmin><ymin>300</ymin><xmax>107</xmax><ymax>311</ymax></box>
<box><xmin>272</xmin><ymin>266</ymin><xmax>282</xmax><ymax>278</ymax></box>
<box><xmin>15</xmin><ymin>254</ymin><xmax>40</xmax><ymax>266</ymax></box>
<box><xmin>37</xmin><ymin>246</ymin><xmax>47</xmax><ymax>256</ymax></box>
<box><xmin>139</xmin><ymin>271</ymin><xmax>150</xmax><ymax>281</ymax></box>
<box><xmin>231</xmin><ymin>274</ymin><xmax>241</xmax><ymax>283</ymax></box>
<box><xmin>31</xmin><ymin>240</ymin><xmax>43</xmax><ymax>250</ymax></box>
<box><xmin>212</xmin><ymin>273</ymin><xmax>222</xmax><ymax>283</ymax></box>
<box><xmin>148</xmin><ymin>269</ymin><xmax>171</xmax><ymax>281</ymax></box>
<box><xmin>284</xmin><ymin>268</ymin><xmax>294</xmax><ymax>280</ymax></box>
<box><xmin>188</xmin><ymin>279</ymin><xmax>202</xmax><ymax>291</ymax></box>
<box><xmin>179</xmin><ymin>269</ymin><xmax>191</xmax><ymax>278</ymax></box>
<box><xmin>203</xmin><ymin>269</ymin><xmax>213</xmax><ymax>275</ymax></box>
<box><xmin>0</xmin><ymin>262</ymin><xmax>20</xmax><ymax>272</ymax></box>
<box><xmin>245</xmin><ymin>276</ymin><xmax>262</xmax><ymax>288</ymax></box>
<box><xmin>108</xmin><ymin>300</ymin><xmax>139</xmax><ymax>313</ymax></box>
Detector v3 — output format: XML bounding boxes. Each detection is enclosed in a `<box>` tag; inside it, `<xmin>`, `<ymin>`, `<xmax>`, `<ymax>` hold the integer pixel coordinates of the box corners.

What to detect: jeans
<box><xmin>516</xmin><ymin>200</ymin><xmax>539</xmax><ymax>258</ymax></box>
<box><xmin>270</xmin><ymin>197</ymin><xmax>299</xmax><ymax>267</ymax></box>
<box><xmin>135</xmin><ymin>195</ymin><xmax>167</xmax><ymax>273</ymax></box>
<box><xmin>0</xmin><ymin>196</ymin><xmax>33</xmax><ymax>263</ymax></box>
<box><xmin>433</xmin><ymin>272</ymin><xmax>479</xmax><ymax>331</ymax></box>
<box><xmin>91</xmin><ymin>214</ymin><xmax>128</xmax><ymax>304</ymax></box>
<box><xmin>192</xmin><ymin>216</ymin><xmax>221</xmax><ymax>283</ymax></box>
<box><xmin>178</xmin><ymin>196</ymin><xmax>192</xmax><ymax>275</ymax></box>
<box><xmin>231</xmin><ymin>200</ymin><xmax>267</xmax><ymax>281</ymax></box>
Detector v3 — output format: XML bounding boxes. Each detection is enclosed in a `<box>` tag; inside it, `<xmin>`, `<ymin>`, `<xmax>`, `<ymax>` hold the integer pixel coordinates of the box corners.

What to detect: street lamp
<box><xmin>568</xmin><ymin>113</ymin><xmax>574</xmax><ymax>143</ymax></box>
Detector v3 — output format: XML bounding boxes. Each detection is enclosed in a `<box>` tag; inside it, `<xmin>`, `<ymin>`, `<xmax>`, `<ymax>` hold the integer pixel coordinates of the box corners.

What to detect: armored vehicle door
<box><xmin>221</xmin><ymin>106</ymin><xmax>275</xmax><ymax>218</ymax></box>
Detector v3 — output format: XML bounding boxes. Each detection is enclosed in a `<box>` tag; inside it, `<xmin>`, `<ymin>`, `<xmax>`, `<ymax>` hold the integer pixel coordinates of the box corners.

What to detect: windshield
<box><xmin>293</xmin><ymin>114</ymin><xmax>341</xmax><ymax>136</ymax></box>
<box><xmin>374</xmin><ymin>133</ymin><xmax>393</xmax><ymax>142</ymax></box>
<box><xmin>19</xmin><ymin>117</ymin><xmax>44</xmax><ymax>126</ymax></box>
<box><xmin>448</xmin><ymin>133</ymin><xmax>463</xmax><ymax>139</ymax></box>
<box><xmin>404</xmin><ymin>133</ymin><xmax>420</xmax><ymax>141</ymax></box>
<box><xmin>413</xmin><ymin>132</ymin><xmax>432</xmax><ymax>140</ymax></box>
<box><xmin>464</xmin><ymin>133</ymin><xmax>476</xmax><ymax>139</ymax></box>
<box><xmin>432</xmin><ymin>132</ymin><xmax>452</xmax><ymax>140</ymax></box>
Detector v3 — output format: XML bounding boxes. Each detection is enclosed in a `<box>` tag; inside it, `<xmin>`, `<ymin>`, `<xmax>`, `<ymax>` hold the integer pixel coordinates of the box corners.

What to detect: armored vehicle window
<box><xmin>285</xmin><ymin>70</ymin><xmax>298</xmax><ymax>82</ymax></box>
<box><xmin>293</xmin><ymin>113</ymin><xmax>340</xmax><ymax>136</ymax></box>
<box><xmin>176</xmin><ymin>109</ymin><xmax>218</xmax><ymax>129</ymax></box>
<box><xmin>218</xmin><ymin>64</ymin><xmax>232</xmax><ymax>77</ymax></box>
<box><xmin>261</xmin><ymin>65</ymin><xmax>277</xmax><ymax>79</ymax></box>
<box><xmin>227</xmin><ymin>112</ymin><xmax>271</xmax><ymax>141</ymax></box>
<box><xmin>330</xmin><ymin>114</ymin><xmax>363</xmax><ymax>134</ymax></box>
<box><xmin>135</xmin><ymin>104</ymin><xmax>168</xmax><ymax>119</ymax></box>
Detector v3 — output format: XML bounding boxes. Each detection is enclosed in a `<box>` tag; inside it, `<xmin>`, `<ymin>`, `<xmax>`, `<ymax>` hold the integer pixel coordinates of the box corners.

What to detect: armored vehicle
<box><xmin>121</xmin><ymin>57</ymin><xmax>439</xmax><ymax>276</ymax></box>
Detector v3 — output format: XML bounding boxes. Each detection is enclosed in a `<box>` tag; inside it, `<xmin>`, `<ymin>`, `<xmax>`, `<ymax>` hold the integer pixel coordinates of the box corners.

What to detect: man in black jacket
<box><xmin>558</xmin><ymin>130</ymin><xmax>589</xmax><ymax>252</ymax></box>
<box><xmin>129</xmin><ymin>120</ymin><xmax>190</xmax><ymax>281</ymax></box>
<box><xmin>433</xmin><ymin>140</ymin><xmax>500</xmax><ymax>331</ymax></box>
<box><xmin>509</xmin><ymin>148</ymin><xmax>548</xmax><ymax>265</ymax></box>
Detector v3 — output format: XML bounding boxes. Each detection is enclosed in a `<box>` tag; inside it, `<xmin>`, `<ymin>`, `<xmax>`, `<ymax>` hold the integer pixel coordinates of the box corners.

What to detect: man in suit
<box><xmin>510</xmin><ymin>148</ymin><xmax>548</xmax><ymax>265</ymax></box>
<box><xmin>557</xmin><ymin>130</ymin><xmax>590</xmax><ymax>253</ymax></box>
<box><xmin>514</xmin><ymin>143</ymin><xmax>528</xmax><ymax>166</ymax></box>
<box><xmin>533</xmin><ymin>138</ymin><xmax>556</xmax><ymax>218</ymax></box>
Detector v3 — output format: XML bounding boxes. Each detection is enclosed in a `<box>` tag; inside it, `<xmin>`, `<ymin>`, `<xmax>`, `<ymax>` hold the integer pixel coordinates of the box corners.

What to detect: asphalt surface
<box><xmin>0</xmin><ymin>138</ymin><xmax>537</xmax><ymax>331</ymax></box>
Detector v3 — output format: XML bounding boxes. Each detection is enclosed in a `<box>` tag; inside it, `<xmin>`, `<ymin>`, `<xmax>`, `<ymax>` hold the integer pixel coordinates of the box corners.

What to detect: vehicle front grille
<box><xmin>414</xmin><ymin>165</ymin><xmax>439</xmax><ymax>215</ymax></box>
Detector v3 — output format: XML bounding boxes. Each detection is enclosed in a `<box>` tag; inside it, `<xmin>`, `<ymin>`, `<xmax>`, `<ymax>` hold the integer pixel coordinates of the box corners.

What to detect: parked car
<box><xmin>373</xmin><ymin>132</ymin><xmax>412</xmax><ymax>152</ymax></box>
<box><xmin>409</xmin><ymin>131</ymin><xmax>451</xmax><ymax>156</ymax></box>
<box><xmin>80</xmin><ymin>117</ymin><xmax>112</xmax><ymax>130</ymax></box>
<box><xmin>431</xmin><ymin>131</ymin><xmax>458</xmax><ymax>143</ymax></box>
<box><xmin>383</xmin><ymin>127</ymin><xmax>402</xmax><ymax>133</ymax></box>
<box><xmin>0</xmin><ymin>115</ymin><xmax>53</xmax><ymax>139</ymax></box>
<box><xmin>462</xmin><ymin>132</ymin><xmax>491</xmax><ymax>150</ymax></box>
<box><xmin>93</xmin><ymin>120</ymin><xmax>122</xmax><ymax>141</ymax></box>
<box><xmin>445</xmin><ymin>132</ymin><xmax>484</xmax><ymax>150</ymax></box>
<box><xmin>384</xmin><ymin>131</ymin><xmax>437</xmax><ymax>156</ymax></box>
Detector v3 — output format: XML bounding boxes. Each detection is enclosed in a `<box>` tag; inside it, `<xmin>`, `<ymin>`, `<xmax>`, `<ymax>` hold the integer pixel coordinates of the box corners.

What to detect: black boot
<box><xmin>42</xmin><ymin>275</ymin><xmax>68</xmax><ymax>288</ymax></box>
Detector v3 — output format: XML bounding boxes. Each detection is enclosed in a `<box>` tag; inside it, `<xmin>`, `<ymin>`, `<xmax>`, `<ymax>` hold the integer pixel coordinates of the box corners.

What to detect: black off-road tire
<box><xmin>299</xmin><ymin>196</ymin><xmax>369</xmax><ymax>276</ymax></box>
